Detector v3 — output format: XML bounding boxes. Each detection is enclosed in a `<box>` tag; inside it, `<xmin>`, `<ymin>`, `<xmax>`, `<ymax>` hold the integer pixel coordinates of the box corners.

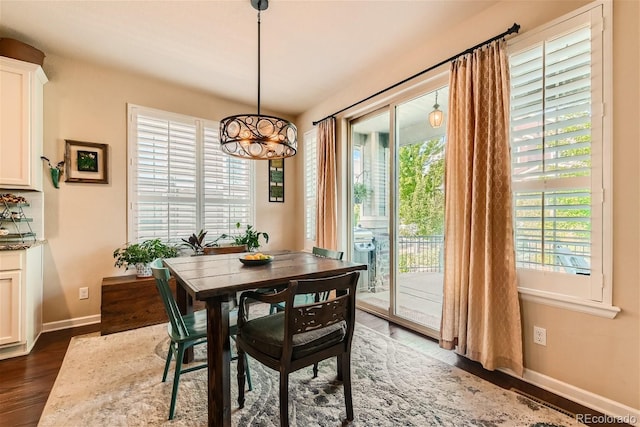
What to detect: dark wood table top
<box><xmin>163</xmin><ymin>250</ymin><xmax>367</xmax><ymax>300</ymax></box>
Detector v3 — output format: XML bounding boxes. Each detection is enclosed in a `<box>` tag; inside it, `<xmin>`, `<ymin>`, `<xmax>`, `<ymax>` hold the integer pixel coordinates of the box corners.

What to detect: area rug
<box><xmin>39</xmin><ymin>320</ymin><xmax>583</xmax><ymax>426</ymax></box>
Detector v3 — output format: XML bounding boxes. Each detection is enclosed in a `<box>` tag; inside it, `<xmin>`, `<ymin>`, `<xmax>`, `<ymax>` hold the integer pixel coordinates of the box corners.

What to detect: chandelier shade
<box><xmin>219</xmin><ymin>0</ymin><xmax>297</xmax><ymax>160</ymax></box>
<box><xmin>220</xmin><ymin>114</ymin><xmax>297</xmax><ymax>159</ymax></box>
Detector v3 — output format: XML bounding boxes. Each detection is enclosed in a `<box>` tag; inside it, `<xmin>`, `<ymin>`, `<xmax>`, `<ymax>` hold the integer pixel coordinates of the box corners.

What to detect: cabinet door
<box><xmin>0</xmin><ymin>270</ymin><xmax>22</xmax><ymax>345</ymax></box>
<box><xmin>0</xmin><ymin>62</ymin><xmax>31</xmax><ymax>187</ymax></box>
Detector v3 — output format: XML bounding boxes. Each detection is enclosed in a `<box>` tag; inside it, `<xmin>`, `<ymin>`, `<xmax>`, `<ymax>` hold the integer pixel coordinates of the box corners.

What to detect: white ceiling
<box><xmin>0</xmin><ymin>0</ymin><xmax>496</xmax><ymax>116</ymax></box>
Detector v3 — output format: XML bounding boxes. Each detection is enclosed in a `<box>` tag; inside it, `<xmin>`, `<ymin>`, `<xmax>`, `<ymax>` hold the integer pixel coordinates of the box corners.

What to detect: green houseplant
<box><xmin>214</xmin><ymin>222</ymin><xmax>269</xmax><ymax>252</ymax></box>
<box><xmin>113</xmin><ymin>239</ymin><xmax>179</xmax><ymax>277</ymax></box>
<box><xmin>180</xmin><ymin>229</ymin><xmax>216</xmax><ymax>255</ymax></box>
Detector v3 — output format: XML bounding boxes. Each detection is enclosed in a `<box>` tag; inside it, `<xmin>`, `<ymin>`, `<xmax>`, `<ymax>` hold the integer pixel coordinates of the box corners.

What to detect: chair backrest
<box><xmin>151</xmin><ymin>261</ymin><xmax>189</xmax><ymax>337</ymax></box>
<box><xmin>282</xmin><ymin>271</ymin><xmax>359</xmax><ymax>361</ymax></box>
<box><xmin>312</xmin><ymin>246</ymin><xmax>344</xmax><ymax>260</ymax></box>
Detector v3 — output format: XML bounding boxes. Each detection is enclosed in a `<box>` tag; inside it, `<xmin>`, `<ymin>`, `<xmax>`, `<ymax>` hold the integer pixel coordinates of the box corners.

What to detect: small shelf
<box><xmin>0</xmin><ymin>232</ymin><xmax>36</xmax><ymax>239</ymax></box>
<box><xmin>0</xmin><ymin>218</ymin><xmax>33</xmax><ymax>223</ymax></box>
<box><xmin>1</xmin><ymin>202</ymin><xmax>30</xmax><ymax>208</ymax></box>
<box><xmin>1</xmin><ymin>198</ymin><xmax>35</xmax><ymax>243</ymax></box>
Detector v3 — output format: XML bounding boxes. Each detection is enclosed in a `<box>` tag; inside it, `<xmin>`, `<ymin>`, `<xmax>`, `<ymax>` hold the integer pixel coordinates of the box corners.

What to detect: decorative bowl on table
<box><xmin>239</xmin><ymin>254</ymin><xmax>273</xmax><ymax>266</ymax></box>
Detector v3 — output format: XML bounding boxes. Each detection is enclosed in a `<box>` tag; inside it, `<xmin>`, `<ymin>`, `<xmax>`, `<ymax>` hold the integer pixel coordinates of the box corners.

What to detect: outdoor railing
<box><xmin>397</xmin><ymin>235</ymin><xmax>444</xmax><ymax>273</ymax></box>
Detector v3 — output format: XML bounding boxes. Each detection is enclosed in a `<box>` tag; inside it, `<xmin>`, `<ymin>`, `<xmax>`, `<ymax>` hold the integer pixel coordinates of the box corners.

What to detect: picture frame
<box><xmin>268</xmin><ymin>159</ymin><xmax>284</xmax><ymax>202</ymax></box>
<box><xmin>64</xmin><ymin>140</ymin><xmax>109</xmax><ymax>184</ymax></box>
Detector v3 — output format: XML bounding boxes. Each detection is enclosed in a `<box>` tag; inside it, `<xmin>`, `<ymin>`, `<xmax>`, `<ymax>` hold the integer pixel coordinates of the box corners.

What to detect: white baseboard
<box><xmin>42</xmin><ymin>314</ymin><xmax>101</xmax><ymax>333</ymax></box>
<box><xmin>500</xmin><ymin>367</ymin><xmax>639</xmax><ymax>426</ymax></box>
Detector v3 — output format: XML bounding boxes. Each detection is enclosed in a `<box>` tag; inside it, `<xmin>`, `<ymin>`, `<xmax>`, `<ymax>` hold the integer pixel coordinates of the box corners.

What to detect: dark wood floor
<box><xmin>0</xmin><ymin>312</ymin><xmax>627</xmax><ymax>427</ymax></box>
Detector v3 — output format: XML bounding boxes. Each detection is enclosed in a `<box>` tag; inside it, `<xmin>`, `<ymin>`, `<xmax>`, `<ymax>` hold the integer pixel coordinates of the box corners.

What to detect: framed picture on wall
<box><xmin>64</xmin><ymin>140</ymin><xmax>109</xmax><ymax>184</ymax></box>
<box><xmin>268</xmin><ymin>159</ymin><xmax>284</xmax><ymax>202</ymax></box>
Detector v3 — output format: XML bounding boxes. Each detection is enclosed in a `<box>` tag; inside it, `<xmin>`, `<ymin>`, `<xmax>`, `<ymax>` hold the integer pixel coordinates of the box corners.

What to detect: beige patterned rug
<box><xmin>39</xmin><ymin>321</ymin><xmax>583</xmax><ymax>426</ymax></box>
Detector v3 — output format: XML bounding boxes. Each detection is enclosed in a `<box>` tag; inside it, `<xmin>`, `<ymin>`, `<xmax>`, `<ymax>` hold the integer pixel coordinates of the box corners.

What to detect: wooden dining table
<box><xmin>163</xmin><ymin>250</ymin><xmax>367</xmax><ymax>427</ymax></box>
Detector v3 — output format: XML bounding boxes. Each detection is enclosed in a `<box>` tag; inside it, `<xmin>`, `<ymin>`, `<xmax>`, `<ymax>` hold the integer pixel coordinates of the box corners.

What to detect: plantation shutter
<box><xmin>129</xmin><ymin>110</ymin><xmax>198</xmax><ymax>242</ymax></box>
<box><xmin>508</xmin><ymin>6</ymin><xmax>604</xmax><ymax>301</ymax></box>
<box><xmin>128</xmin><ymin>106</ymin><xmax>254</xmax><ymax>245</ymax></box>
<box><xmin>202</xmin><ymin>125</ymin><xmax>252</xmax><ymax>239</ymax></box>
<box><xmin>304</xmin><ymin>130</ymin><xmax>317</xmax><ymax>242</ymax></box>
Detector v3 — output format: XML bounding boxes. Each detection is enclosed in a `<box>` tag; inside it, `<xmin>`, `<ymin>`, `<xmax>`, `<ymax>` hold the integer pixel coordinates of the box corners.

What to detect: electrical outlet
<box><xmin>533</xmin><ymin>326</ymin><xmax>546</xmax><ymax>346</ymax></box>
<box><xmin>79</xmin><ymin>287</ymin><xmax>89</xmax><ymax>300</ymax></box>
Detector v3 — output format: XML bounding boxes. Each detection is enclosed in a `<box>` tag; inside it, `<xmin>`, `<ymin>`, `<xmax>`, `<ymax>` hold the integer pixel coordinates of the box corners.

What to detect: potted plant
<box><xmin>213</xmin><ymin>222</ymin><xmax>269</xmax><ymax>252</ymax></box>
<box><xmin>113</xmin><ymin>238</ymin><xmax>179</xmax><ymax>277</ymax></box>
<box><xmin>180</xmin><ymin>229</ymin><xmax>216</xmax><ymax>256</ymax></box>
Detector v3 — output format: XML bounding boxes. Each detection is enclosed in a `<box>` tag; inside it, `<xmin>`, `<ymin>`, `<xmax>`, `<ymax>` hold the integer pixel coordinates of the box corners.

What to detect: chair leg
<box><xmin>162</xmin><ymin>343</ymin><xmax>174</xmax><ymax>382</ymax></box>
<box><xmin>312</xmin><ymin>362</ymin><xmax>319</xmax><ymax>378</ymax></box>
<box><xmin>336</xmin><ymin>354</ymin><xmax>343</xmax><ymax>381</ymax></box>
<box><xmin>245</xmin><ymin>353</ymin><xmax>253</xmax><ymax>391</ymax></box>
<box><xmin>237</xmin><ymin>347</ymin><xmax>246</xmax><ymax>408</ymax></box>
<box><xmin>169</xmin><ymin>343</ymin><xmax>185</xmax><ymax>420</ymax></box>
<box><xmin>279</xmin><ymin>371</ymin><xmax>289</xmax><ymax>427</ymax></box>
<box><xmin>341</xmin><ymin>353</ymin><xmax>354</xmax><ymax>421</ymax></box>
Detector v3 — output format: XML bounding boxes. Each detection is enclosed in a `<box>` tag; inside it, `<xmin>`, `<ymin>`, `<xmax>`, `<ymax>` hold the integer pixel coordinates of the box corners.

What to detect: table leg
<box><xmin>207</xmin><ymin>296</ymin><xmax>232</xmax><ymax>427</ymax></box>
<box><xmin>175</xmin><ymin>279</ymin><xmax>195</xmax><ymax>363</ymax></box>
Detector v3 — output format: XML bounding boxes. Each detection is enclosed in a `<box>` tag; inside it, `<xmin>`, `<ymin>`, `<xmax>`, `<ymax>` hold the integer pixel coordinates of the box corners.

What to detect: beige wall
<box><xmin>41</xmin><ymin>56</ymin><xmax>300</xmax><ymax>325</ymax></box>
<box><xmin>297</xmin><ymin>0</ymin><xmax>639</xmax><ymax>414</ymax></box>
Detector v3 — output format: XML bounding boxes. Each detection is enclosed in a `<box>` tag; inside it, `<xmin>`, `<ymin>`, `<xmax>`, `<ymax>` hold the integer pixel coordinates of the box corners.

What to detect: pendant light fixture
<box><xmin>219</xmin><ymin>0</ymin><xmax>297</xmax><ymax>160</ymax></box>
<box><xmin>428</xmin><ymin>90</ymin><xmax>443</xmax><ymax>129</ymax></box>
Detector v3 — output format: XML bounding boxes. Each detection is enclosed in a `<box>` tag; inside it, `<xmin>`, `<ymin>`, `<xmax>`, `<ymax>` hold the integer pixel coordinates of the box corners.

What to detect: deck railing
<box><xmin>397</xmin><ymin>235</ymin><xmax>444</xmax><ymax>273</ymax></box>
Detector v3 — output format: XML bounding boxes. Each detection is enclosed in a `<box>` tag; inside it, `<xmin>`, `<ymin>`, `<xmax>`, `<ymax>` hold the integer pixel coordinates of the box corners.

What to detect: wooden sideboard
<box><xmin>100</xmin><ymin>274</ymin><xmax>204</xmax><ymax>335</ymax></box>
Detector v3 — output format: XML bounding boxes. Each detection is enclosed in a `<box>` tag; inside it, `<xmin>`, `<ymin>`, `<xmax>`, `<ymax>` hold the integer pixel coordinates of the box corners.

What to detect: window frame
<box><xmin>126</xmin><ymin>104</ymin><xmax>255</xmax><ymax>245</ymax></box>
<box><xmin>507</xmin><ymin>0</ymin><xmax>618</xmax><ymax>318</ymax></box>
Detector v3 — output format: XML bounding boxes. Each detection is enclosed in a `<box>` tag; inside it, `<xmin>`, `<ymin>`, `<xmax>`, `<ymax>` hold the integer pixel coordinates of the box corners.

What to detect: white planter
<box><xmin>135</xmin><ymin>263</ymin><xmax>152</xmax><ymax>278</ymax></box>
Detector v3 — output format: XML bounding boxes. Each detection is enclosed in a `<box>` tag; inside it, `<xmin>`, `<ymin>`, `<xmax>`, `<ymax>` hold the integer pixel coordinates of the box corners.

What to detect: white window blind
<box><xmin>508</xmin><ymin>4</ymin><xmax>606</xmax><ymax>303</ymax></box>
<box><xmin>128</xmin><ymin>105</ymin><xmax>253</xmax><ymax>244</ymax></box>
<box><xmin>304</xmin><ymin>130</ymin><xmax>317</xmax><ymax>242</ymax></box>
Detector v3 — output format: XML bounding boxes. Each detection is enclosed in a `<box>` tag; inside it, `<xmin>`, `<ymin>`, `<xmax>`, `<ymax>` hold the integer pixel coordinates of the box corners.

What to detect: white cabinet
<box><xmin>0</xmin><ymin>56</ymin><xmax>48</xmax><ymax>191</ymax></box>
<box><xmin>0</xmin><ymin>246</ymin><xmax>43</xmax><ymax>359</ymax></box>
<box><xmin>0</xmin><ymin>269</ymin><xmax>21</xmax><ymax>345</ymax></box>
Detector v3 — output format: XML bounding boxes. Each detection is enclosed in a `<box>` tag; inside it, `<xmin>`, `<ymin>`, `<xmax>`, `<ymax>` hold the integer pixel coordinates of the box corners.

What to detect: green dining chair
<box><xmin>150</xmin><ymin>259</ymin><xmax>251</xmax><ymax>420</ymax></box>
<box><xmin>270</xmin><ymin>246</ymin><xmax>344</xmax><ymax>313</ymax></box>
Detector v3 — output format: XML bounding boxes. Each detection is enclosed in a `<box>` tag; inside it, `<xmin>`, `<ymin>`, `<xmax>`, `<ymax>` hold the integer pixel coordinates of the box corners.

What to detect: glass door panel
<box><xmin>351</xmin><ymin>110</ymin><xmax>391</xmax><ymax>314</ymax></box>
<box><xmin>395</xmin><ymin>87</ymin><xmax>447</xmax><ymax>330</ymax></box>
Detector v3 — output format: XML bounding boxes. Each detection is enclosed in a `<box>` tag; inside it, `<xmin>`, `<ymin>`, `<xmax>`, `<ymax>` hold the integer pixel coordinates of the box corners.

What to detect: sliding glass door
<box><xmin>351</xmin><ymin>110</ymin><xmax>391</xmax><ymax>314</ymax></box>
<box><xmin>349</xmin><ymin>82</ymin><xmax>447</xmax><ymax>336</ymax></box>
<box><xmin>395</xmin><ymin>87</ymin><xmax>447</xmax><ymax>331</ymax></box>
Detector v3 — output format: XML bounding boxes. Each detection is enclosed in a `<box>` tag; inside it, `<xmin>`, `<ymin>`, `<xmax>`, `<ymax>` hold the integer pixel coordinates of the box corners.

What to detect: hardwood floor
<box><xmin>0</xmin><ymin>312</ymin><xmax>628</xmax><ymax>427</ymax></box>
<box><xmin>0</xmin><ymin>324</ymin><xmax>101</xmax><ymax>427</ymax></box>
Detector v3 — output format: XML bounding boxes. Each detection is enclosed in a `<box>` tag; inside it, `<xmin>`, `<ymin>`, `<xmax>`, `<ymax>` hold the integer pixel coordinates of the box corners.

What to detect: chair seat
<box><xmin>240</xmin><ymin>312</ymin><xmax>346</xmax><ymax>360</ymax></box>
<box><xmin>168</xmin><ymin>309</ymin><xmax>239</xmax><ymax>343</ymax></box>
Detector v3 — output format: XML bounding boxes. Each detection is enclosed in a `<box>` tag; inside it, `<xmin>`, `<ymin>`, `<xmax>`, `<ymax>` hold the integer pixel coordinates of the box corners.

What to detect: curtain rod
<box><xmin>312</xmin><ymin>23</ymin><xmax>520</xmax><ymax>126</ymax></box>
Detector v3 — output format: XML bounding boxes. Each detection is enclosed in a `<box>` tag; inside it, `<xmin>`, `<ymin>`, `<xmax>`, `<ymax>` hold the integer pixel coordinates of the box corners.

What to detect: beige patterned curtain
<box><xmin>315</xmin><ymin>117</ymin><xmax>337</xmax><ymax>250</ymax></box>
<box><xmin>439</xmin><ymin>40</ymin><xmax>523</xmax><ymax>376</ymax></box>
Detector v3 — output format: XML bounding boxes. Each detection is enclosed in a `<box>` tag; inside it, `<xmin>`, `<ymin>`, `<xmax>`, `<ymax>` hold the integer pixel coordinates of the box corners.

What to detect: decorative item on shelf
<box><xmin>219</xmin><ymin>0</ymin><xmax>297</xmax><ymax>160</ymax></box>
<box><xmin>213</xmin><ymin>222</ymin><xmax>269</xmax><ymax>252</ymax></box>
<box><xmin>268</xmin><ymin>158</ymin><xmax>284</xmax><ymax>202</ymax></box>
<box><xmin>0</xmin><ymin>193</ymin><xmax>36</xmax><ymax>243</ymax></box>
<box><xmin>40</xmin><ymin>156</ymin><xmax>65</xmax><ymax>188</ymax></box>
<box><xmin>64</xmin><ymin>140</ymin><xmax>109</xmax><ymax>184</ymax></box>
<box><xmin>112</xmin><ymin>239</ymin><xmax>179</xmax><ymax>278</ymax></box>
